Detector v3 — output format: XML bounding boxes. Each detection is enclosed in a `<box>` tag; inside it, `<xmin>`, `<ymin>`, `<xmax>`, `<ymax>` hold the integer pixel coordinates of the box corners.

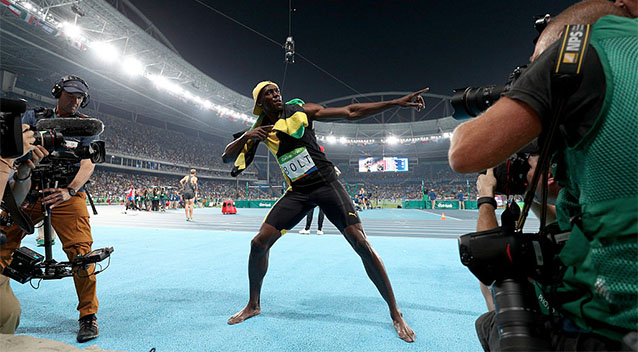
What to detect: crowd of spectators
<box><xmin>84</xmin><ymin>114</ymin><xmax>479</xmax><ymax>205</ymax></box>
<box><xmin>90</xmin><ymin>169</ymin><xmax>239</xmax><ymax>205</ymax></box>
<box><xmin>98</xmin><ymin>115</ymin><xmax>228</xmax><ymax>170</ymax></box>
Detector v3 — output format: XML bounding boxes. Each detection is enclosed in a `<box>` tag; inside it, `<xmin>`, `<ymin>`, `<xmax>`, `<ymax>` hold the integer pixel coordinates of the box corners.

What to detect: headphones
<box><xmin>51</xmin><ymin>75</ymin><xmax>90</xmax><ymax>108</ymax></box>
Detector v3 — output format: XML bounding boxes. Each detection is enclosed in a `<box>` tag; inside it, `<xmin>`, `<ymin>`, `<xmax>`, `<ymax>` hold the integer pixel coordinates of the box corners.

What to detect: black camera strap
<box><xmin>517</xmin><ymin>23</ymin><xmax>591</xmax><ymax>231</ymax></box>
<box><xmin>1</xmin><ymin>181</ymin><xmax>34</xmax><ymax>234</ymax></box>
<box><xmin>83</xmin><ymin>182</ymin><xmax>98</xmax><ymax>215</ymax></box>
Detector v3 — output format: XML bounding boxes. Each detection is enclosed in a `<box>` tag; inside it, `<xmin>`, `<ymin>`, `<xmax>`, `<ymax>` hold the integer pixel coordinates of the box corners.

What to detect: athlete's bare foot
<box><xmin>392</xmin><ymin>313</ymin><xmax>415</xmax><ymax>342</ymax></box>
<box><xmin>227</xmin><ymin>305</ymin><xmax>261</xmax><ymax>325</ymax></box>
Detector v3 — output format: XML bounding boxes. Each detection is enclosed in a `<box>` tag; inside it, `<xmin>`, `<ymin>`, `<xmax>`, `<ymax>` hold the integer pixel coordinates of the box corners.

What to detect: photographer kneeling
<box><xmin>0</xmin><ymin>75</ymin><xmax>103</xmax><ymax>342</ymax></box>
<box><xmin>450</xmin><ymin>1</ymin><xmax>636</xmax><ymax>350</ymax></box>
<box><xmin>1</xmin><ymin>126</ymin><xmax>48</xmax><ymax>334</ymax></box>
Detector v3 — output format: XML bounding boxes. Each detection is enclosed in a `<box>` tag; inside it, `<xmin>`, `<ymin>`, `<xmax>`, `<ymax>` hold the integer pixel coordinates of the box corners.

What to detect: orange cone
<box><xmin>441</xmin><ymin>212</ymin><xmax>446</xmax><ymax>220</ymax></box>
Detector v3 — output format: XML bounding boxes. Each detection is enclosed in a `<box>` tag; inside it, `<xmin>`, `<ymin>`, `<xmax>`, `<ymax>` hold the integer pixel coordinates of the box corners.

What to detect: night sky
<box><xmin>130</xmin><ymin>0</ymin><xmax>575</xmax><ymax>104</ymax></box>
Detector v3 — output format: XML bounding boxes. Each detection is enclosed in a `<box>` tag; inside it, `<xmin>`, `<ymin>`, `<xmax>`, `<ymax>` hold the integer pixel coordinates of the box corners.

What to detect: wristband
<box><xmin>477</xmin><ymin>196</ymin><xmax>497</xmax><ymax>209</ymax></box>
<box><xmin>13</xmin><ymin>170</ymin><xmax>32</xmax><ymax>183</ymax></box>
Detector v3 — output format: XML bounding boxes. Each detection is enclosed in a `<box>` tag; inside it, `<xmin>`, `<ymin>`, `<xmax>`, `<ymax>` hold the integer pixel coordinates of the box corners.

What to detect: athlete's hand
<box><xmin>244</xmin><ymin>125</ymin><xmax>274</xmax><ymax>141</ymax></box>
<box><xmin>394</xmin><ymin>88</ymin><xmax>428</xmax><ymax>112</ymax></box>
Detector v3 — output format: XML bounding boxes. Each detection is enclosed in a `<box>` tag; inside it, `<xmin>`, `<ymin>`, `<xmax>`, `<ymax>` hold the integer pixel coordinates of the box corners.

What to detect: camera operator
<box><xmin>0</xmin><ymin>75</ymin><xmax>102</xmax><ymax>343</ymax></box>
<box><xmin>449</xmin><ymin>1</ymin><xmax>636</xmax><ymax>350</ymax></box>
<box><xmin>449</xmin><ymin>1</ymin><xmax>638</xmax><ymax>350</ymax></box>
<box><xmin>0</xmin><ymin>127</ymin><xmax>48</xmax><ymax>334</ymax></box>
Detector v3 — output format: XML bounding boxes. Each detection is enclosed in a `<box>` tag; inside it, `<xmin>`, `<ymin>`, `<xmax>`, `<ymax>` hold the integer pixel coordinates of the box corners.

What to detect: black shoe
<box><xmin>77</xmin><ymin>314</ymin><xmax>99</xmax><ymax>343</ymax></box>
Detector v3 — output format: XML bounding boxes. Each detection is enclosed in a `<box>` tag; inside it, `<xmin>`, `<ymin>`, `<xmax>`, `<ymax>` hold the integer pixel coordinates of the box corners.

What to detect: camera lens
<box><xmin>451</xmin><ymin>85</ymin><xmax>507</xmax><ymax>120</ymax></box>
<box><xmin>493</xmin><ymin>279</ymin><xmax>550</xmax><ymax>351</ymax></box>
<box><xmin>34</xmin><ymin>130</ymin><xmax>65</xmax><ymax>152</ymax></box>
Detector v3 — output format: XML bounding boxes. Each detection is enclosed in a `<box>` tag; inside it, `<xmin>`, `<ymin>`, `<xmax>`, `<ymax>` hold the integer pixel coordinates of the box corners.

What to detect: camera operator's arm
<box><xmin>476</xmin><ymin>169</ymin><xmax>498</xmax><ymax>232</ymax></box>
<box><xmin>448</xmin><ymin>98</ymin><xmax>542</xmax><ymax>173</ymax></box>
<box><xmin>476</xmin><ymin>168</ymin><xmax>498</xmax><ymax>312</ymax></box>
<box><xmin>303</xmin><ymin>88</ymin><xmax>427</xmax><ymax>122</ymax></box>
<box><xmin>41</xmin><ymin>159</ymin><xmax>94</xmax><ymax>209</ymax></box>
<box><xmin>0</xmin><ymin>159</ymin><xmax>13</xmax><ymax>198</ymax></box>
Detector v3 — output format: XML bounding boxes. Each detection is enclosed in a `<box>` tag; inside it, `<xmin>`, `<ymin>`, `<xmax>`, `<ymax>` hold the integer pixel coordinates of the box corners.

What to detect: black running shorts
<box><xmin>183</xmin><ymin>192</ymin><xmax>195</xmax><ymax>200</ymax></box>
<box><xmin>264</xmin><ymin>181</ymin><xmax>361</xmax><ymax>233</ymax></box>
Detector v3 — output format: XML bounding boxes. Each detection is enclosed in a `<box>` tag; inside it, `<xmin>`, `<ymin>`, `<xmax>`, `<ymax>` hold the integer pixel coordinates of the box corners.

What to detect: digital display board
<box><xmin>358</xmin><ymin>157</ymin><xmax>409</xmax><ymax>172</ymax></box>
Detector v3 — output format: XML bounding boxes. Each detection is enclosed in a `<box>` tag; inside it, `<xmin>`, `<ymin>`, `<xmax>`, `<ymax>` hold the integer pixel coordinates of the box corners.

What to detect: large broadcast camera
<box><xmin>27</xmin><ymin>115</ymin><xmax>106</xmax><ymax>190</ymax></box>
<box><xmin>1</xmin><ymin>97</ymin><xmax>113</xmax><ymax>284</ymax></box>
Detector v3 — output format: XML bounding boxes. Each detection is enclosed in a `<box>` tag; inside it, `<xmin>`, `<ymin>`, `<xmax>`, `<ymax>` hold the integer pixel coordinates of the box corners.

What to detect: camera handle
<box><xmin>41</xmin><ymin>203</ymin><xmax>55</xmax><ymax>264</ymax></box>
<box><xmin>38</xmin><ymin>176</ymin><xmax>57</xmax><ymax>265</ymax></box>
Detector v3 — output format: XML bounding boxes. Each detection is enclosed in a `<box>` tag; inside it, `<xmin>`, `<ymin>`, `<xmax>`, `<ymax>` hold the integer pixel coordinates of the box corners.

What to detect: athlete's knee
<box><xmin>250</xmin><ymin>225</ymin><xmax>279</xmax><ymax>256</ymax></box>
<box><xmin>344</xmin><ymin>226</ymin><xmax>372</xmax><ymax>256</ymax></box>
<box><xmin>250</xmin><ymin>237</ymin><xmax>270</xmax><ymax>256</ymax></box>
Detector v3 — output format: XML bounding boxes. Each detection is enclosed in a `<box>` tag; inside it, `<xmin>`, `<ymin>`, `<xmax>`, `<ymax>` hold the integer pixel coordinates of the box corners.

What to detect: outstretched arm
<box><xmin>304</xmin><ymin>88</ymin><xmax>428</xmax><ymax>122</ymax></box>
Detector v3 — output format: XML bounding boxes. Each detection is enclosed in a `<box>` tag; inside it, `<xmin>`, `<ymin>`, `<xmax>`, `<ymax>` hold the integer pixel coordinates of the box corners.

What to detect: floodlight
<box><xmin>326</xmin><ymin>135</ymin><xmax>337</xmax><ymax>144</ymax></box>
<box><xmin>386</xmin><ymin>135</ymin><xmax>399</xmax><ymax>145</ymax></box>
<box><xmin>62</xmin><ymin>22</ymin><xmax>83</xmax><ymax>40</ymax></box>
<box><xmin>90</xmin><ymin>42</ymin><xmax>119</xmax><ymax>63</ymax></box>
<box><xmin>122</xmin><ymin>57</ymin><xmax>144</xmax><ymax>76</ymax></box>
<box><xmin>339</xmin><ymin>137</ymin><xmax>347</xmax><ymax>144</ymax></box>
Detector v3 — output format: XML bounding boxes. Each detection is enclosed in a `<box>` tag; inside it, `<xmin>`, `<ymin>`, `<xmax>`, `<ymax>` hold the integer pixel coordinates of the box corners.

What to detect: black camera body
<box><xmin>485</xmin><ymin>152</ymin><xmax>532</xmax><ymax>196</ymax></box>
<box><xmin>0</xmin><ymin>98</ymin><xmax>27</xmax><ymax>158</ymax></box>
<box><xmin>31</xmin><ymin>109</ymin><xmax>106</xmax><ymax>164</ymax></box>
<box><xmin>459</xmin><ymin>204</ymin><xmax>569</xmax><ymax>351</ymax></box>
<box><xmin>459</xmin><ymin>222</ymin><xmax>568</xmax><ymax>287</ymax></box>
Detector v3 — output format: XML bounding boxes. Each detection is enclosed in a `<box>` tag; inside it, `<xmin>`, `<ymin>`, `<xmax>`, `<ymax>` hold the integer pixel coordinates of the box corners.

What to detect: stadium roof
<box><xmin>1</xmin><ymin>0</ymin><xmax>462</xmax><ymax>148</ymax></box>
<box><xmin>1</xmin><ymin>0</ymin><xmax>257</xmax><ymax>138</ymax></box>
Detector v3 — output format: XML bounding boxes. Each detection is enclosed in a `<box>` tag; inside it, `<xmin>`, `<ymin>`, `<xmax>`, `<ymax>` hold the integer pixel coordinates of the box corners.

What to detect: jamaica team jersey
<box><xmin>268</xmin><ymin>102</ymin><xmax>336</xmax><ymax>191</ymax></box>
<box><xmin>232</xmin><ymin>100</ymin><xmax>337</xmax><ymax>192</ymax></box>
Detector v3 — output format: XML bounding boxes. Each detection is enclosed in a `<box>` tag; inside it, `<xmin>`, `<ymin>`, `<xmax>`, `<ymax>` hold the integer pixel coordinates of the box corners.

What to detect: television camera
<box><xmin>1</xmin><ymin>97</ymin><xmax>113</xmax><ymax>285</ymax></box>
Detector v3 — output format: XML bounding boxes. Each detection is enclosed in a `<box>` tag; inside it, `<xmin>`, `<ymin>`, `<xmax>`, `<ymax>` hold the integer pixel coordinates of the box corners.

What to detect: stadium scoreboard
<box><xmin>358</xmin><ymin>157</ymin><xmax>409</xmax><ymax>172</ymax></box>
